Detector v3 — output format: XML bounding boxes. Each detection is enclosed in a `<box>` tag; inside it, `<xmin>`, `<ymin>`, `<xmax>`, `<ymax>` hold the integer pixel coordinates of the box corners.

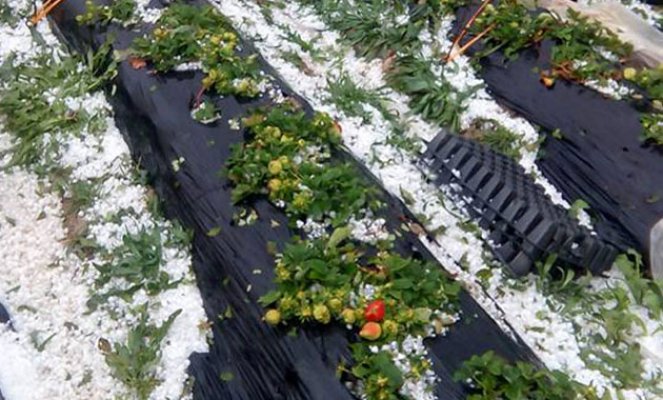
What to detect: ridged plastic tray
<box><xmin>422</xmin><ymin>130</ymin><xmax>617</xmax><ymax>276</ymax></box>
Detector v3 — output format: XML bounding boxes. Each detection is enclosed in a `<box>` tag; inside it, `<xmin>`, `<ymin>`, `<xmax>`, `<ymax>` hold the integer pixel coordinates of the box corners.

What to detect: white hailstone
<box><xmin>173</xmin><ymin>62</ymin><xmax>203</xmax><ymax>72</ymax></box>
<box><xmin>358</xmin><ymin>284</ymin><xmax>377</xmax><ymax>299</ymax></box>
<box><xmin>349</xmin><ymin>215</ymin><xmax>390</xmax><ymax>244</ymax></box>
<box><xmin>394</xmin><ymin>14</ymin><xmax>410</xmax><ymax>26</ymax></box>
<box><xmin>295</xmin><ymin>217</ymin><xmax>328</xmax><ymax>239</ymax></box>
<box><xmin>171</xmin><ymin>156</ymin><xmax>185</xmax><ymax>172</ymax></box>
<box><xmin>228</xmin><ymin>118</ymin><xmax>241</xmax><ymax>130</ymax></box>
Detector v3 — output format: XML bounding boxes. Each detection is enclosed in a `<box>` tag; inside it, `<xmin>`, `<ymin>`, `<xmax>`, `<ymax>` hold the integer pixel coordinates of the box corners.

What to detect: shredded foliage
<box><xmin>0</xmin><ymin>45</ymin><xmax>116</xmax><ymax>167</ymax></box>
<box><xmin>463</xmin><ymin>119</ymin><xmax>522</xmax><ymax>159</ymax></box>
<box><xmin>325</xmin><ymin>72</ymin><xmax>391</xmax><ymax>123</ymax></box>
<box><xmin>387</xmin><ymin>56</ymin><xmax>474</xmax><ymax>131</ymax></box>
<box><xmin>105</xmin><ymin>306</ymin><xmax>181</xmax><ymax>400</ymax></box>
<box><xmin>89</xmin><ymin>227</ymin><xmax>182</xmax><ymax>310</ymax></box>
<box><xmin>297</xmin><ymin>0</ymin><xmax>475</xmax><ymax>133</ymax></box>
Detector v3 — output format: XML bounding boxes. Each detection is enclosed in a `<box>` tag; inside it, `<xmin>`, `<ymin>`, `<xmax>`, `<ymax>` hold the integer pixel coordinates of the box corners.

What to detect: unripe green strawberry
<box><xmin>313</xmin><ymin>304</ymin><xmax>331</xmax><ymax>324</ymax></box>
<box><xmin>382</xmin><ymin>319</ymin><xmax>399</xmax><ymax>336</ymax></box>
<box><xmin>623</xmin><ymin>67</ymin><xmax>637</xmax><ymax>80</ymax></box>
<box><xmin>268</xmin><ymin>178</ymin><xmax>282</xmax><ymax>192</ymax></box>
<box><xmin>328</xmin><ymin>298</ymin><xmax>343</xmax><ymax>314</ymax></box>
<box><xmin>341</xmin><ymin>308</ymin><xmax>356</xmax><ymax>325</ymax></box>
<box><xmin>268</xmin><ymin>160</ymin><xmax>283</xmax><ymax>175</ymax></box>
<box><xmin>264</xmin><ymin>309</ymin><xmax>281</xmax><ymax>326</ymax></box>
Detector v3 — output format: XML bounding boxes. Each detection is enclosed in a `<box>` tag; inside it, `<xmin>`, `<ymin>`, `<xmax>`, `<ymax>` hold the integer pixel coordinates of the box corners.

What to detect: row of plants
<box><xmin>224</xmin><ymin>97</ymin><xmax>613</xmax><ymax>400</ymax></box>
<box><xmin>91</xmin><ymin>2</ymin><xmax>466</xmax><ymax>397</ymax></box>
<box><xmin>468</xmin><ymin>0</ymin><xmax>662</xmax><ymax>146</ymax></box>
<box><xmin>471</xmin><ymin>4</ymin><xmax>628</xmax><ymax>82</ymax></box>
<box><xmin>130</xmin><ymin>3</ymin><xmax>264</xmax><ymax>114</ymax></box>
<box><xmin>292</xmin><ymin>0</ymin><xmax>526</xmax><ymax>159</ymax></box>
<box><xmin>297</xmin><ymin>0</ymin><xmax>661</xmax><ymax>149</ymax></box>
<box><xmin>461</xmin><ymin>0</ymin><xmax>663</xmax><ymax>381</ymax></box>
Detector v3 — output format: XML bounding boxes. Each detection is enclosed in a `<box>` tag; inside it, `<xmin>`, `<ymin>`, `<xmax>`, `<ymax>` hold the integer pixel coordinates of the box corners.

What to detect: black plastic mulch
<box><xmin>453</xmin><ymin>4</ymin><xmax>663</xmax><ymax>263</ymax></box>
<box><xmin>0</xmin><ymin>302</ymin><xmax>8</xmax><ymax>399</ymax></box>
<box><xmin>0</xmin><ymin>303</ymin><xmax>9</xmax><ymax>325</ymax></box>
<box><xmin>49</xmin><ymin>0</ymin><xmax>540</xmax><ymax>398</ymax></box>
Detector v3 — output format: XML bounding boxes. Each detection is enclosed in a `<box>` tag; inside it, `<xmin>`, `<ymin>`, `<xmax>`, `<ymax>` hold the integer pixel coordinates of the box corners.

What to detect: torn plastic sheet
<box><xmin>49</xmin><ymin>1</ymin><xmax>540</xmax><ymax>398</ymax></box>
<box><xmin>453</xmin><ymin>4</ymin><xmax>663</xmax><ymax>271</ymax></box>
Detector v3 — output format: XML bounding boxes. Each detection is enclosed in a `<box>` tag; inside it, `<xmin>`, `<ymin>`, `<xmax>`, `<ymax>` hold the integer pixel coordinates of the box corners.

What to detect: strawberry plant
<box><xmin>623</xmin><ymin>66</ymin><xmax>663</xmax><ymax>146</ymax></box>
<box><xmin>191</xmin><ymin>99</ymin><xmax>221</xmax><ymax>124</ymax></box>
<box><xmin>641</xmin><ymin>113</ymin><xmax>663</xmax><ymax>147</ymax></box>
<box><xmin>455</xmin><ymin>351</ymin><xmax>600</xmax><ymax>400</ymax></box>
<box><xmin>132</xmin><ymin>4</ymin><xmax>262</xmax><ymax>98</ymax></box>
<box><xmin>76</xmin><ymin>0</ymin><xmax>136</xmax><ymax>26</ymax></box>
<box><xmin>259</xmin><ymin>233</ymin><xmax>460</xmax><ymax>337</ymax></box>
<box><xmin>226</xmin><ymin>105</ymin><xmax>380</xmax><ymax>226</ymax></box>
<box><xmin>468</xmin><ymin>1</ymin><xmax>663</xmax><ymax>146</ymax></box>
<box><xmin>471</xmin><ymin>2</ymin><xmax>629</xmax><ymax>83</ymax></box>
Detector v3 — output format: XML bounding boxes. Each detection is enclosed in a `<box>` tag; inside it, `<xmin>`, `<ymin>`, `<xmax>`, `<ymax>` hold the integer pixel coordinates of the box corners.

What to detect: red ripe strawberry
<box><xmin>364</xmin><ymin>299</ymin><xmax>385</xmax><ymax>322</ymax></box>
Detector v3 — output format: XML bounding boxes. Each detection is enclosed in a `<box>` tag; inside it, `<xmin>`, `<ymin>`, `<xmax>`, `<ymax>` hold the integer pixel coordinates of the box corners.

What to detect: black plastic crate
<box><xmin>421</xmin><ymin>130</ymin><xmax>617</xmax><ymax>276</ymax></box>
